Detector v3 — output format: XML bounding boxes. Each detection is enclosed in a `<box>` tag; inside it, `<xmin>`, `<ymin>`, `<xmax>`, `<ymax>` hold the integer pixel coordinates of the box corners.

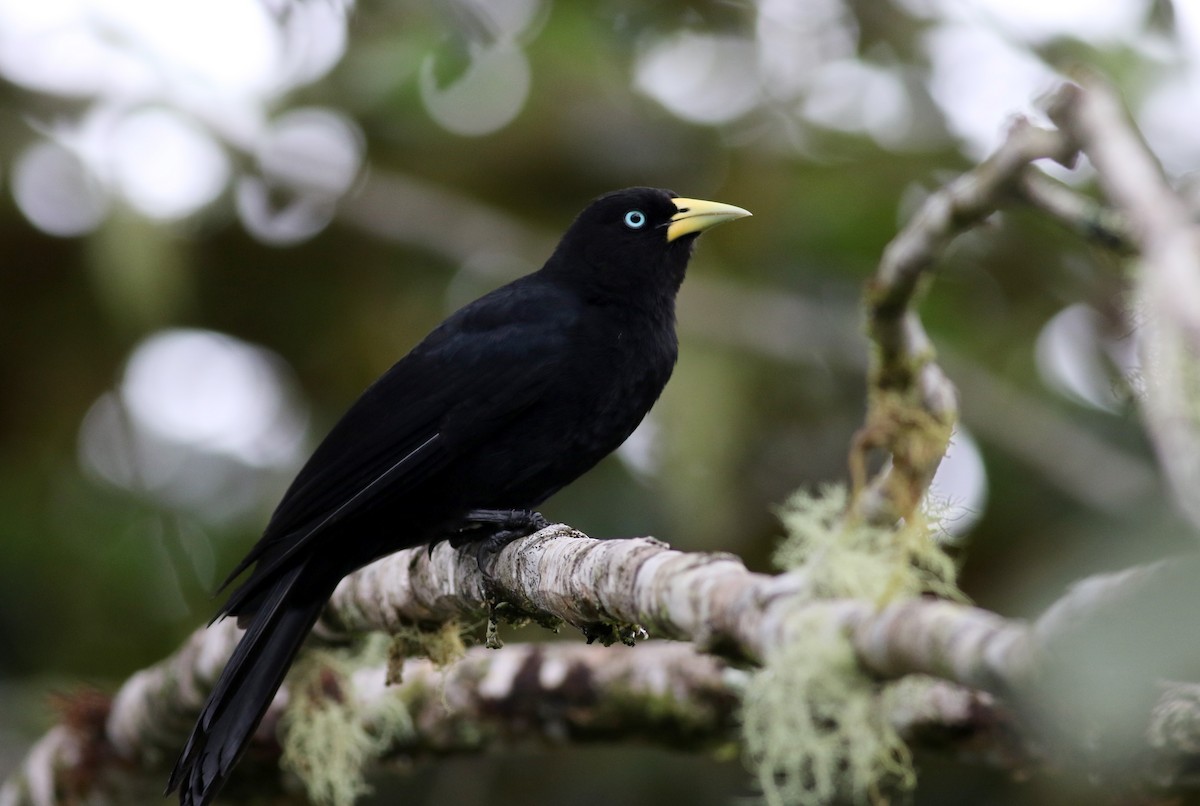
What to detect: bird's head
<box><xmin>547</xmin><ymin>187</ymin><xmax>750</xmax><ymax>297</ymax></box>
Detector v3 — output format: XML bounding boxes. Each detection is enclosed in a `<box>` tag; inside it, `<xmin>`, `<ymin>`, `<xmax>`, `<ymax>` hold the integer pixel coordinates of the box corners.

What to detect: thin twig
<box><xmin>1013</xmin><ymin>169</ymin><xmax>1136</xmax><ymax>254</ymax></box>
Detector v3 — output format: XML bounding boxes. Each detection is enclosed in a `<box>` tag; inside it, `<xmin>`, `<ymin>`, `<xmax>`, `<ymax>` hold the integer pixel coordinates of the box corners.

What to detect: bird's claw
<box><xmin>463</xmin><ymin>509</ymin><xmax>549</xmax><ymax>532</ymax></box>
<box><xmin>445</xmin><ymin>508</ymin><xmax>549</xmax><ymax>575</ymax></box>
<box><xmin>447</xmin><ymin>509</ymin><xmax>548</xmax><ymax>546</ymax></box>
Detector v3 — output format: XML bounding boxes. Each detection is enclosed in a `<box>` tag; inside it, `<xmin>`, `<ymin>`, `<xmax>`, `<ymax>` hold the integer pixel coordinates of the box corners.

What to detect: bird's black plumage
<box><xmin>167</xmin><ymin>187</ymin><xmax>749</xmax><ymax>805</ymax></box>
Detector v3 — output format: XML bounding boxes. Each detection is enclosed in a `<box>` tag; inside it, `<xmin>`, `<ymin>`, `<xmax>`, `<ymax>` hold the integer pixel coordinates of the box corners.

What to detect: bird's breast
<box><xmin>452</xmin><ymin>309</ymin><xmax>677</xmax><ymax>510</ymax></box>
<box><xmin>559</xmin><ymin>312</ymin><xmax>677</xmax><ymax>451</ymax></box>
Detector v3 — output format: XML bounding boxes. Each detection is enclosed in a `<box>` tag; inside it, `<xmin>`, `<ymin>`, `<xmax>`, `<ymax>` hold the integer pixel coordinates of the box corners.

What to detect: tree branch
<box><xmin>6</xmin><ymin>534</ymin><xmax>1200</xmax><ymax>803</ymax></box>
<box><xmin>1045</xmin><ymin>77</ymin><xmax>1200</xmax><ymax>528</ymax></box>
<box><xmin>322</xmin><ymin>528</ymin><xmax>1041</xmax><ymax>693</ymax></box>
<box><xmin>1013</xmin><ymin>168</ymin><xmax>1135</xmax><ymax>254</ymax></box>
<box><xmin>852</xmin><ymin>116</ymin><xmax>1078</xmax><ymax>524</ymax></box>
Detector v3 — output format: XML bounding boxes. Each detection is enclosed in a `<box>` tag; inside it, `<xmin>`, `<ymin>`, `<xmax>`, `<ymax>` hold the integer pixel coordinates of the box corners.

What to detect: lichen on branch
<box><xmin>743</xmin><ymin>486</ymin><xmax>959</xmax><ymax>804</ymax></box>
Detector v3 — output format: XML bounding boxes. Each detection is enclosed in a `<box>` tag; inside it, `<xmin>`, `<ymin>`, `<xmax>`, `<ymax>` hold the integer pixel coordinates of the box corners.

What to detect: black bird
<box><xmin>167</xmin><ymin>187</ymin><xmax>750</xmax><ymax>805</ymax></box>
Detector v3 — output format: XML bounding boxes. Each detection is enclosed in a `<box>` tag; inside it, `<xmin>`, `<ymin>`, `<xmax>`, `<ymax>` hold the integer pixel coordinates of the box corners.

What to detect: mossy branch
<box><xmin>6</xmin><ymin>542</ymin><xmax>1200</xmax><ymax>804</ymax></box>
<box><xmin>851</xmin><ymin>115</ymin><xmax>1077</xmax><ymax>525</ymax></box>
<box><xmin>0</xmin><ymin>639</ymin><xmax>1043</xmax><ymax>806</ymax></box>
<box><xmin>853</xmin><ymin>74</ymin><xmax>1200</xmax><ymax>529</ymax></box>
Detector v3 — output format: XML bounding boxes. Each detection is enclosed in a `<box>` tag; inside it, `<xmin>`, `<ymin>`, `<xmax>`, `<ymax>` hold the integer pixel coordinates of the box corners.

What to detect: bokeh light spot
<box><xmin>1036</xmin><ymin>304</ymin><xmax>1136</xmax><ymax>413</ymax></box>
<box><xmin>79</xmin><ymin>329</ymin><xmax>309</xmax><ymax>522</ymax></box>
<box><xmin>257</xmin><ymin>108</ymin><xmax>363</xmax><ymax>197</ymax></box>
<box><xmin>617</xmin><ymin>414</ymin><xmax>661</xmax><ymax>479</ymax></box>
<box><xmin>756</xmin><ymin>0</ymin><xmax>858</xmax><ymax>97</ymax></box>
<box><xmin>275</xmin><ymin>0</ymin><xmax>349</xmax><ymax>87</ymax></box>
<box><xmin>108</xmin><ymin>108</ymin><xmax>230</xmax><ymax>220</ymax></box>
<box><xmin>803</xmin><ymin>61</ymin><xmax>913</xmax><ymax>148</ymax></box>
<box><xmin>924</xmin><ymin>22</ymin><xmax>1059</xmax><ymax>156</ymax></box>
<box><xmin>120</xmin><ymin>329</ymin><xmax>304</xmax><ymax>466</ymax></box>
<box><xmin>419</xmin><ymin>44</ymin><xmax>532</xmax><ymax>136</ymax></box>
<box><xmin>928</xmin><ymin>426</ymin><xmax>988</xmax><ymax>539</ymax></box>
<box><xmin>634</xmin><ymin>33</ymin><xmax>761</xmax><ymax>125</ymax></box>
<box><xmin>235</xmin><ymin>175</ymin><xmax>336</xmax><ymax>246</ymax></box>
<box><xmin>11</xmin><ymin>139</ymin><xmax>109</xmax><ymax>236</ymax></box>
<box><xmin>92</xmin><ymin>0</ymin><xmax>281</xmax><ymax>94</ymax></box>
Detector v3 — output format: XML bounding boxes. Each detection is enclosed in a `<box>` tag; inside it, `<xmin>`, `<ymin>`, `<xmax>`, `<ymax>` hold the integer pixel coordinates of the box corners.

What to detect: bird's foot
<box><xmin>449</xmin><ymin>509</ymin><xmax>549</xmax><ymax>574</ymax></box>
<box><xmin>464</xmin><ymin>508</ymin><xmax>550</xmax><ymax>532</ymax></box>
<box><xmin>448</xmin><ymin>509</ymin><xmax>549</xmax><ymax>548</ymax></box>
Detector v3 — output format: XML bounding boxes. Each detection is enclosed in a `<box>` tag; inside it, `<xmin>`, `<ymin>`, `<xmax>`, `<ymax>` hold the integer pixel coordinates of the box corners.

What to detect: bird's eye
<box><xmin>623</xmin><ymin>210</ymin><xmax>646</xmax><ymax>229</ymax></box>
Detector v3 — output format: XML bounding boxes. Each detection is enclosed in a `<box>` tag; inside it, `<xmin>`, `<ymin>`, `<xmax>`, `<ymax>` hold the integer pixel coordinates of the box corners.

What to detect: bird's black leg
<box><xmin>448</xmin><ymin>509</ymin><xmax>550</xmax><ymax>571</ymax></box>
<box><xmin>449</xmin><ymin>508</ymin><xmax>549</xmax><ymax>546</ymax></box>
<box><xmin>465</xmin><ymin>508</ymin><xmax>550</xmax><ymax>532</ymax></box>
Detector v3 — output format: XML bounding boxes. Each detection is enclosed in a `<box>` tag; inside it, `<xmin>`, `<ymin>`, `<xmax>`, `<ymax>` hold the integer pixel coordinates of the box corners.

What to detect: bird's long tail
<box><xmin>167</xmin><ymin>565</ymin><xmax>327</xmax><ymax>806</ymax></box>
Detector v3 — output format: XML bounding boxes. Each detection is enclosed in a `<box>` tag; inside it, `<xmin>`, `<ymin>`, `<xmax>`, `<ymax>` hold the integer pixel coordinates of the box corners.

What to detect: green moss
<box><xmin>580</xmin><ymin>621</ymin><xmax>649</xmax><ymax>647</ymax></box>
<box><xmin>482</xmin><ymin>597</ymin><xmax>564</xmax><ymax>648</ymax></box>
<box><xmin>743</xmin><ymin>613</ymin><xmax>914</xmax><ymax>806</ymax></box>
<box><xmin>773</xmin><ymin>485</ymin><xmax>960</xmax><ymax>604</ymax></box>
<box><xmin>386</xmin><ymin>620</ymin><xmax>467</xmax><ymax>683</ymax></box>
<box><xmin>281</xmin><ymin>648</ymin><xmax>393</xmax><ymax>806</ymax></box>
<box><xmin>869</xmin><ymin>388</ymin><xmax>955</xmax><ymax>509</ymax></box>
<box><xmin>608</xmin><ymin>682</ymin><xmax>736</xmax><ymax>750</ymax></box>
<box><xmin>742</xmin><ymin>486</ymin><xmax>962</xmax><ymax>804</ymax></box>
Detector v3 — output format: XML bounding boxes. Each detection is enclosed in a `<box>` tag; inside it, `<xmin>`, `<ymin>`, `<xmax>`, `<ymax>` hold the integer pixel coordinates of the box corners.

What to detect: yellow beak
<box><xmin>666</xmin><ymin>197</ymin><xmax>752</xmax><ymax>242</ymax></box>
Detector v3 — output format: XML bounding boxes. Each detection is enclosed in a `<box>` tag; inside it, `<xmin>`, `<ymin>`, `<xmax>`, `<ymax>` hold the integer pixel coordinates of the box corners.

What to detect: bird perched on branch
<box><xmin>167</xmin><ymin>187</ymin><xmax>750</xmax><ymax>805</ymax></box>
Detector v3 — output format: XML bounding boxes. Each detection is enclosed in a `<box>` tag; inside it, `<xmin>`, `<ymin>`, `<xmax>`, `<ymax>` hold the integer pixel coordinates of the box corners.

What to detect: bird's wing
<box><xmin>217</xmin><ymin>278</ymin><xmax>577</xmax><ymax>608</ymax></box>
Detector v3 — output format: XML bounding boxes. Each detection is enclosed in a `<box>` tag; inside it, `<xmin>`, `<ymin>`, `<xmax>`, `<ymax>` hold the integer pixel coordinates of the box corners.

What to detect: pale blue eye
<box><xmin>624</xmin><ymin>210</ymin><xmax>646</xmax><ymax>229</ymax></box>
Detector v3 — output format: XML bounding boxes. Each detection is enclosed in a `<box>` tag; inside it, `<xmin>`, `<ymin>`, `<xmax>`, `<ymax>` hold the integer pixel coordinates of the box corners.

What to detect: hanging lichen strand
<box><xmin>742</xmin><ymin>486</ymin><xmax>959</xmax><ymax>805</ymax></box>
